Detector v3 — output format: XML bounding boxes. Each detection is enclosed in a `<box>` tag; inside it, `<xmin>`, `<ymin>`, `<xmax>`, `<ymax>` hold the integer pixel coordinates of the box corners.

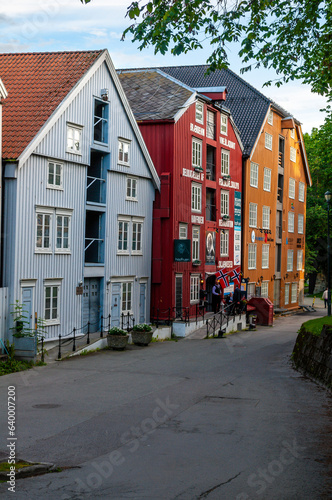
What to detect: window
<box><xmin>190</xmin><ymin>275</ymin><xmax>200</xmax><ymax>302</ymax></box>
<box><xmin>220</xmin><ymin>114</ymin><xmax>228</xmax><ymax>135</ymax></box>
<box><xmin>291</xmin><ymin>283</ymin><xmax>298</xmax><ymax>303</ymax></box>
<box><xmin>262</xmin><ymin>206</ymin><xmax>270</xmax><ymax>229</ymax></box>
<box><xmin>284</xmin><ymin>284</ymin><xmax>290</xmax><ymax>305</ymax></box>
<box><xmin>179</xmin><ymin>223</ymin><xmax>188</xmax><ymax>239</ymax></box>
<box><xmin>290</xmin><ymin>146</ymin><xmax>296</xmax><ymax>162</ymax></box>
<box><xmin>192</xmin><ymin>138</ymin><xmax>202</xmax><ymax>169</ymax></box>
<box><xmin>267</xmin><ymin>110</ymin><xmax>273</xmax><ymax>125</ymax></box>
<box><xmin>290</xmin><ymin>128</ymin><xmax>295</xmax><ymax>139</ymax></box>
<box><xmin>288</xmin><ymin>212</ymin><xmax>294</xmax><ymax>233</ymax></box>
<box><xmin>248</xmin><ymin>244</ymin><xmax>257</xmax><ymax>269</ymax></box>
<box><xmin>195</xmin><ymin>102</ymin><xmax>204</xmax><ymax>124</ymax></box>
<box><xmin>262</xmin><ymin>245</ymin><xmax>270</xmax><ymax>269</ymax></box>
<box><xmin>36</xmin><ymin>212</ymin><xmax>52</xmax><ymax>251</ymax></box>
<box><xmin>250</xmin><ymin>162</ymin><xmax>258</xmax><ymax>188</ymax></box>
<box><xmin>132</xmin><ymin>220</ymin><xmax>143</xmax><ymax>254</ymax></box>
<box><xmin>247</xmin><ymin>283</ymin><xmax>255</xmax><ymax>298</ymax></box>
<box><xmin>118</xmin><ymin>219</ymin><xmax>129</xmax><ymax>254</ymax></box>
<box><xmin>297</xmin><ymin>250</ymin><xmax>303</xmax><ymax>271</ymax></box>
<box><xmin>298</xmin><ymin>214</ymin><xmax>304</xmax><ymax>234</ymax></box>
<box><xmin>192</xmin><ymin>183</ymin><xmax>202</xmax><ymax>212</ymax></box>
<box><xmin>122</xmin><ymin>282</ymin><xmax>132</xmax><ymax>313</ymax></box>
<box><xmin>220</xmin><ymin>190</ymin><xmax>229</xmax><ymax>216</ymax></box>
<box><xmin>220</xmin><ymin>230</ymin><xmax>229</xmax><ymax>257</ymax></box>
<box><xmin>287</xmin><ymin>250</ymin><xmax>293</xmax><ymax>271</ymax></box>
<box><xmin>118</xmin><ymin>139</ymin><xmax>130</xmax><ymax>165</ymax></box>
<box><xmin>261</xmin><ymin>281</ymin><xmax>269</xmax><ymax>297</ymax></box>
<box><xmin>265</xmin><ymin>133</ymin><xmax>272</xmax><ymax>150</ymax></box>
<box><xmin>299</xmin><ymin>182</ymin><xmax>305</xmax><ymax>202</ymax></box>
<box><xmin>206</xmin><ymin>110</ymin><xmax>215</xmax><ymax>139</ymax></box>
<box><xmin>263</xmin><ymin>168</ymin><xmax>271</xmax><ymax>192</ymax></box>
<box><xmin>48</xmin><ymin>161</ymin><xmax>62</xmax><ymax>189</ymax></box>
<box><xmin>126</xmin><ymin>177</ymin><xmax>137</xmax><ymax>200</ymax></box>
<box><xmin>289</xmin><ymin>178</ymin><xmax>295</xmax><ymax>199</ymax></box>
<box><xmin>94</xmin><ymin>99</ymin><xmax>108</xmax><ymax>144</ymax></box>
<box><xmin>249</xmin><ymin>203</ymin><xmax>257</xmax><ymax>227</ymax></box>
<box><xmin>56</xmin><ymin>214</ymin><xmax>70</xmax><ymax>252</ymax></box>
<box><xmin>192</xmin><ymin>226</ymin><xmax>200</xmax><ymax>261</ymax></box>
<box><xmin>221</xmin><ymin>150</ymin><xmax>230</xmax><ymax>175</ymax></box>
<box><xmin>67</xmin><ymin>124</ymin><xmax>82</xmax><ymax>154</ymax></box>
<box><xmin>44</xmin><ymin>280</ymin><xmax>61</xmax><ymax>325</ymax></box>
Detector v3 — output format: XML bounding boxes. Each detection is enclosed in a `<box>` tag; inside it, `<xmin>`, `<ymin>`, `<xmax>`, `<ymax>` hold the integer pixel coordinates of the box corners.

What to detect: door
<box><xmin>274</xmin><ymin>280</ymin><xmax>281</xmax><ymax>308</ymax></box>
<box><xmin>139</xmin><ymin>283</ymin><xmax>146</xmax><ymax>323</ymax></box>
<box><xmin>175</xmin><ymin>275</ymin><xmax>182</xmax><ymax>316</ymax></box>
<box><xmin>21</xmin><ymin>287</ymin><xmax>33</xmax><ymax>331</ymax></box>
<box><xmin>83</xmin><ymin>278</ymin><xmax>101</xmax><ymax>333</ymax></box>
<box><xmin>111</xmin><ymin>283</ymin><xmax>121</xmax><ymax>327</ymax></box>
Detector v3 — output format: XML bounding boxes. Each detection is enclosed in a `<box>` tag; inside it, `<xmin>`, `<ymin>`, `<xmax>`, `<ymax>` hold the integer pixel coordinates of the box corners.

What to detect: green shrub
<box><xmin>132</xmin><ymin>323</ymin><xmax>152</xmax><ymax>332</ymax></box>
<box><xmin>107</xmin><ymin>327</ymin><xmax>127</xmax><ymax>336</ymax></box>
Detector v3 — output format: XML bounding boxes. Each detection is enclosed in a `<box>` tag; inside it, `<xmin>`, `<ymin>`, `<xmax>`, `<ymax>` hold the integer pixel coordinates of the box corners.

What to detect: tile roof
<box><xmin>0</xmin><ymin>50</ymin><xmax>103</xmax><ymax>160</ymax></box>
<box><xmin>155</xmin><ymin>65</ymin><xmax>297</xmax><ymax>157</ymax></box>
<box><xmin>117</xmin><ymin>70</ymin><xmax>194</xmax><ymax>121</ymax></box>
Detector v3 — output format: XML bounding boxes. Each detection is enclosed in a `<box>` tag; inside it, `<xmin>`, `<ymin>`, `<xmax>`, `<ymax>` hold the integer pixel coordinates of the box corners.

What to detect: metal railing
<box><xmin>121</xmin><ymin>312</ymin><xmax>135</xmax><ymax>332</ymax></box>
<box><xmin>205</xmin><ymin>302</ymin><xmax>244</xmax><ymax>338</ymax></box>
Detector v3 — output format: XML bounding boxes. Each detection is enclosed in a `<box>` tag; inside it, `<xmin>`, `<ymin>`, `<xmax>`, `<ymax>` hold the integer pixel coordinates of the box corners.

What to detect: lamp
<box><xmin>78</xmin><ymin>280</ymin><xmax>83</xmax><ymax>287</ymax></box>
<box><xmin>325</xmin><ymin>191</ymin><xmax>331</xmax><ymax>316</ymax></box>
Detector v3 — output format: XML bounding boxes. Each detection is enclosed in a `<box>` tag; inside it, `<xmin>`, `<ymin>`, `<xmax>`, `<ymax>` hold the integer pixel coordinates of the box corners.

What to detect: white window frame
<box><xmin>132</xmin><ymin>218</ymin><xmax>143</xmax><ymax>255</ymax></box>
<box><xmin>262</xmin><ymin>244</ymin><xmax>270</xmax><ymax>269</ymax></box>
<box><xmin>289</xmin><ymin>178</ymin><xmax>295</xmax><ymax>199</ymax></box>
<box><xmin>250</xmin><ymin>162</ymin><xmax>258</xmax><ymax>188</ymax></box>
<box><xmin>35</xmin><ymin>208</ymin><xmax>52</xmax><ymax>253</ymax></box>
<box><xmin>44</xmin><ymin>279</ymin><xmax>61</xmax><ymax>326</ymax></box>
<box><xmin>284</xmin><ymin>283</ymin><xmax>290</xmax><ymax>305</ymax></box>
<box><xmin>190</xmin><ymin>275</ymin><xmax>200</xmax><ymax>303</ymax></box>
<box><xmin>118</xmin><ymin>139</ymin><xmax>130</xmax><ymax>166</ymax></box>
<box><xmin>220</xmin><ymin>190</ymin><xmax>229</xmax><ymax>216</ymax></box>
<box><xmin>117</xmin><ymin>217</ymin><xmax>130</xmax><ymax>255</ymax></box>
<box><xmin>297</xmin><ymin>250</ymin><xmax>303</xmax><ymax>271</ymax></box>
<box><xmin>265</xmin><ymin>133</ymin><xmax>272</xmax><ymax>150</ymax></box>
<box><xmin>262</xmin><ymin>206</ymin><xmax>270</xmax><ymax>230</ymax></box>
<box><xmin>298</xmin><ymin>214</ymin><xmax>304</xmax><ymax>234</ymax></box>
<box><xmin>248</xmin><ymin>243</ymin><xmax>257</xmax><ymax>270</ymax></box>
<box><xmin>247</xmin><ymin>283</ymin><xmax>256</xmax><ymax>298</ymax></box>
<box><xmin>122</xmin><ymin>281</ymin><xmax>133</xmax><ymax>314</ymax></box>
<box><xmin>206</xmin><ymin>110</ymin><xmax>215</xmax><ymax>139</ymax></box>
<box><xmin>179</xmin><ymin>223</ymin><xmax>188</xmax><ymax>239</ymax></box>
<box><xmin>287</xmin><ymin>250</ymin><xmax>293</xmax><ymax>272</ymax></box>
<box><xmin>263</xmin><ymin>168</ymin><xmax>271</xmax><ymax>192</ymax></box>
<box><xmin>299</xmin><ymin>182</ymin><xmax>305</xmax><ymax>202</ymax></box>
<box><xmin>55</xmin><ymin>209</ymin><xmax>72</xmax><ymax>254</ymax></box>
<box><xmin>288</xmin><ymin>212</ymin><xmax>295</xmax><ymax>233</ymax></box>
<box><xmin>290</xmin><ymin>146</ymin><xmax>296</xmax><ymax>162</ymax></box>
<box><xmin>249</xmin><ymin>203</ymin><xmax>257</xmax><ymax>227</ymax></box>
<box><xmin>67</xmin><ymin>123</ymin><xmax>82</xmax><ymax>155</ymax></box>
<box><xmin>221</xmin><ymin>149</ymin><xmax>230</xmax><ymax>175</ymax></box>
<box><xmin>191</xmin><ymin>183</ymin><xmax>202</xmax><ymax>213</ymax></box>
<box><xmin>220</xmin><ymin>230</ymin><xmax>229</xmax><ymax>257</ymax></box>
<box><xmin>192</xmin><ymin>138</ymin><xmax>202</xmax><ymax>169</ymax></box>
<box><xmin>220</xmin><ymin>114</ymin><xmax>228</xmax><ymax>135</ymax></box>
<box><xmin>267</xmin><ymin>110</ymin><xmax>273</xmax><ymax>125</ymax></box>
<box><xmin>126</xmin><ymin>176</ymin><xmax>138</xmax><ymax>201</ymax></box>
<box><xmin>195</xmin><ymin>102</ymin><xmax>204</xmax><ymax>124</ymax></box>
<box><xmin>47</xmin><ymin>160</ymin><xmax>63</xmax><ymax>190</ymax></box>
<box><xmin>192</xmin><ymin>226</ymin><xmax>200</xmax><ymax>261</ymax></box>
<box><xmin>291</xmin><ymin>282</ymin><xmax>298</xmax><ymax>303</ymax></box>
<box><xmin>261</xmin><ymin>281</ymin><xmax>269</xmax><ymax>298</ymax></box>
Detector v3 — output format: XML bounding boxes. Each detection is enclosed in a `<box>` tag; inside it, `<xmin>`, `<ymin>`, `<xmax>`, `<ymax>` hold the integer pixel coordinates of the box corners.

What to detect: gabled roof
<box><xmin>156</xmin><ymin>65</ymin><xmax>299</xmax><ymax>157</ymax></box>
<box><xmin>0</xmin><ymin>50</ymin><xmax>102</xmax><ymax>161</ymax></box>
<box><xmin>117</xmin><ymin>69</ymin><xmax>194</xmax><ymax>121</ymax></box>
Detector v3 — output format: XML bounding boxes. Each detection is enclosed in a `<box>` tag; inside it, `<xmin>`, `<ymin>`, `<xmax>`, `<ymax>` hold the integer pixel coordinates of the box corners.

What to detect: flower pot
<box><xmin>131</xmin><ymin>331</ymin><xmax>153</xmax><ymax>346</ymax></box>
<box><xmin>107</xmin><ymin>334</ymin><xmax>129</xmax><ymax>351</ymax></box>
<box><xmin>13</xmin><ymin>335</ymin><xmax>37</xmax><ymax>361</ymax></box>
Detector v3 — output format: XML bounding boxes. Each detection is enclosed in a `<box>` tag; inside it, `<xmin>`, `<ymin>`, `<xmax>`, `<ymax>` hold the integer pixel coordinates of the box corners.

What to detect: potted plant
<box><xmin>107</xmin><ymin>327</ymin><xmax>129</xmax><ymax>351</ymax></box>
<box><xmin>131</xmin><ymin>323</ymin><xmax>153</xmax><ymax>346</ymax></box>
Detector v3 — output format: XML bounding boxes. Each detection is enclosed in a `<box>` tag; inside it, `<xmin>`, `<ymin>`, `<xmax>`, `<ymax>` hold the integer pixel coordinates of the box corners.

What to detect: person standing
<box><xmin>322</xmin><ymin>288</ymin><xmax>328</xmax><ymax>308</ymax></box>
<box><xmin>212</xmin><ymin>280</ymin><xmax>221</xmax><ymax>314</ymax></box>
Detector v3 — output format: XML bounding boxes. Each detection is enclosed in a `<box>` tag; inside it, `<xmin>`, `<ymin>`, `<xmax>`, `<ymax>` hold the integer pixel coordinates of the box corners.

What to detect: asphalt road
<box><xmin>0</xmin><ymin>311</ymin><xmax>331</xmax><ymax>499</ymax></box>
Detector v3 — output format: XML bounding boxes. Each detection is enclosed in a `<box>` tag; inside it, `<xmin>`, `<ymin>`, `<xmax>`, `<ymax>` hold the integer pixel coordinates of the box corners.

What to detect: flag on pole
<box><xmin>215</xmin><ymin>269</ymin><xmax>229</xmax><ymax>289</ymax></box>
<box><xmin>230</xmin><ymin>267</ymin><xmax>241</xmax><ymax>286</ymax></box>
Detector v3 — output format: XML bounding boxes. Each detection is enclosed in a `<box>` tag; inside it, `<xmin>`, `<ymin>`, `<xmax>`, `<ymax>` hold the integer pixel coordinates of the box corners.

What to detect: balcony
<box><xmin>87</xmin><ymin>151</ymin><xmax>106</xmax><ymax>204</ymax></box>
<box><xmin>85</xmin><ymin>211</ymin><xmax>104</xmax><ymax>264</ymax></box>
<box><xmin>206</xmin><ymin>145</ymin><xmax>216</xmax><ymax>181</ymax></box>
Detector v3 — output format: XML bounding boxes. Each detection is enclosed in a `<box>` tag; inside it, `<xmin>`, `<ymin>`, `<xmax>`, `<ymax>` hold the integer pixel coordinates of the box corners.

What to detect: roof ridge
<box><xmin>0</xmin><ymin>49</ymin><xmax>104</xmax><ymax>56</ymax></box>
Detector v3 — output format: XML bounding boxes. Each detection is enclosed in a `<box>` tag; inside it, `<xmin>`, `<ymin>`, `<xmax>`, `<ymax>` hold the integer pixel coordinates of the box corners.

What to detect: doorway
<box><xmin>83</xmin><ymin>278</ymin><xmax>101</xmax><ymax>332</ymax></box>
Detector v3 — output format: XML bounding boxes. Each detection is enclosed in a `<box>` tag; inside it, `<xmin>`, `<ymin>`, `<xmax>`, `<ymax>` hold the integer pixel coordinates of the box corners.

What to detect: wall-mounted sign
<box><xmin>219</xmin><ymin>179</ymin><xmax>240</xmax><ymax>190</ymax></box>
<box><xmin>192</xmin><ymin>215</ymin><xmax>204</xmax><ymax>224</ymax></box>
<box><xmin>251</xmin><ymin>230</ymin><xmax>255</xmax><ymax>243</ymax></box>
<box><xmin>218</xmin><ymin>260</ymin><xmax>233</xmax><ymax>268</ymax></box>
<box><xmin>234</xmin><ymin>227</ymin><xmax>241</xmax><ymax>266</ymax></box>
<box><xmin>234</xmin><ymin>191</ymin><xmax>241</xmax><ymax>226</ymax></box>
<box><xmin>190</xmin><ymin>123</ymin><xmax>205</xmax><ymax>136</ymax></box>
<box><xmin>205</xmin><ymin>231</ymin><xmax>216</xmax><ymax>264</ymax></box>
<box><xmin>76</xmin><ymin>286</ymin><xmax>83</xmax><ymax>295</ymax></box>
<box><xmin>174</xmin><ymin>239</ymin><xmax>191</xmax><ymax>262</ymax></box>
<box><xmin>219</xmin><ymin>136</ymin><xmax>236</xmax><ymax>149</ymax></box>
<box><xmin>182</xmin><ymin>168</ymin><xmax>204</xmax><ymax>181</ymax></box>
<box><xmin>219</xmin><ymin>219</ymin><xmax>234</xmax><ymax>227</ymax></box>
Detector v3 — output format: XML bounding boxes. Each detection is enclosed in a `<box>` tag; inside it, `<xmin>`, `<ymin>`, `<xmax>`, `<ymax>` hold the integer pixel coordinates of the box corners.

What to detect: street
<box><xmin>0</xmin><ymin>310</ymin><xmax>331</xmax><ymax>499</ymax></box>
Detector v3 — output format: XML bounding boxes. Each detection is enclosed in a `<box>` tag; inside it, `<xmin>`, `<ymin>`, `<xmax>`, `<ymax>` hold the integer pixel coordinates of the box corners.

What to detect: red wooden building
<box><xmin>118</xmin><ymin>69</ymin><xmax>243</xmax><ymax>319</ymax></box>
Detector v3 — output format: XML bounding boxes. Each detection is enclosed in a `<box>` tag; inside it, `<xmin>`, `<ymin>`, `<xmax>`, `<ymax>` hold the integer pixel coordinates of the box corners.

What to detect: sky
<box><xmin>0</xmin><ymin>0</ymin><xmax>328</xmax><ymax>134</ymax></box>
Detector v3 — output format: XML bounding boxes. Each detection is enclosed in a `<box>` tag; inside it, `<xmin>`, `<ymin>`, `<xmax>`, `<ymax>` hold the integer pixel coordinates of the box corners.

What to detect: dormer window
<box><xmin>67</xmin><ymin>124</ymin><xmax>82</xmax><ymax>154</ymax></box>
<box><xmin>195</xmin><ymin>102</ymin><xmax>204</xmax><ymax>124</ymax></box>
<box><xmin>220</xmin><ymin>115</ymin><xmax>228</xmax><ymax>135</ymax></box>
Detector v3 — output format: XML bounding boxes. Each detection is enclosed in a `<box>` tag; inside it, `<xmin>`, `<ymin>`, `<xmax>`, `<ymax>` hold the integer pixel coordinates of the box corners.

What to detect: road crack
<box><xmin>197</xmin><ymin>471</ymin><xmax>242</xmax><ymax>498</ymax></box>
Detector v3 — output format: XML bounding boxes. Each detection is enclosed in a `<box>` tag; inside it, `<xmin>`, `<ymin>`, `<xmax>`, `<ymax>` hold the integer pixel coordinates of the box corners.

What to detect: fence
<box><xmin>151</xmin><ymin>307</ymin><xmax>191</xmax><ymax>328</ymax></box>
<box><xmin>205</xmin><ymin>302</ymin><xmax>245</xmax><ymax>338</ymax></box>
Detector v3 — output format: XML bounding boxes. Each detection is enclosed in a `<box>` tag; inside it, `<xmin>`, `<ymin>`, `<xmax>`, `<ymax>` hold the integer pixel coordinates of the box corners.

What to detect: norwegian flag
<box><xmin>215</xmin><ymin>269</ymin><xmax>229</xmax><ymax>289</ymax></box>
<box><xmin>230</xmin><ymin>267</ymin><xmax>241</xmax><ymax>286</ymax></box>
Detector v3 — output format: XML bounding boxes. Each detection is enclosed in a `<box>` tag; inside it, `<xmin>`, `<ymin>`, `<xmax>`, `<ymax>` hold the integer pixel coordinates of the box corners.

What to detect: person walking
<box><xmin>322</xmin><ymin>288</ymin><xmax>328</xmax><ymax>308</ymax></box>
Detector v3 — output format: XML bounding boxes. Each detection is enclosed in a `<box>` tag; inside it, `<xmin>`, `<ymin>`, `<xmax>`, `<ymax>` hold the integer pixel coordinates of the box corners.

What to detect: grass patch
<box><xmin>300</xmin><ymin>316</ymin><xmax>332</xmax><ymax>336</ymax></box>
<box><xmin>0</xmin><ymin>460</ymin><xmax>34</xmax><ymax>472</ymax></box>
<box><xmin>0</xmin><ymin>359</ymin><xmax>34</xmax><ymax>376</ymax></box>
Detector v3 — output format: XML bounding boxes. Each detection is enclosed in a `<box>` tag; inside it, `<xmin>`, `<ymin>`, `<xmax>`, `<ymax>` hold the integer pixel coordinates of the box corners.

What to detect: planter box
<box><xmin>131</xmin><ymin>331</ymin><xmax>153</xmax><ymax>346</ymax></box>
<box><xmin>107</xmin><ymin>335</ymin><xmax>129</xmax><ymax>351</ymax></box>
<box><xmin>13</xmin><ymin>336</ymin><xmax>37</xmax><ymax>361</ymax></box>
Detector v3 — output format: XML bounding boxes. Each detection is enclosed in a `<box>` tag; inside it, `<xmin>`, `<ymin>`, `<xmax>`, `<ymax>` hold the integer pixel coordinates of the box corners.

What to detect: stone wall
<box><xmin>292</xmin><ymin>324</ymin><xmax>332</xmax><ymax>388</ymax></box>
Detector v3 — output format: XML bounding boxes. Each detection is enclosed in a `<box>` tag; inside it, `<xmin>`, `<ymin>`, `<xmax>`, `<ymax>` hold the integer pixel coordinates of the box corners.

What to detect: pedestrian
<box><xmin>199</xmin><ymin>283</ymin><xmax>208</xmax><ymax>310</ymax></box>
<box><xmin>212</xmin><ymin>279</ymin><xmax>221</xmax><ymax>314</ymax></box>
<box><xmin>322</xmin><ymin>288</ymin><xmax>328</xmax><ymax>308</ymax></box>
